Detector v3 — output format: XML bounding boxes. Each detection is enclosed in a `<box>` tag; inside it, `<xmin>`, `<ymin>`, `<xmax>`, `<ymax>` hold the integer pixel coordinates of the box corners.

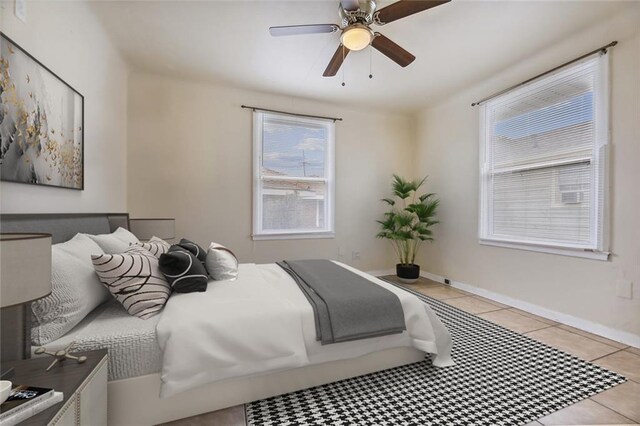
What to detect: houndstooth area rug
<box><xmin>245</xmin><ymin>282</ymin><xmax>626</xmax><ymax>426</ymax></box>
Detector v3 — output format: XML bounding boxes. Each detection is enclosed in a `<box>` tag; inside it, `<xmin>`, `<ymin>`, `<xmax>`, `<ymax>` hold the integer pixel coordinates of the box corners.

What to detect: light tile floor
<box><xmin>163</xmin><ymin>276</ymin><xmax>639</xmax><ymax>426</ymax></box>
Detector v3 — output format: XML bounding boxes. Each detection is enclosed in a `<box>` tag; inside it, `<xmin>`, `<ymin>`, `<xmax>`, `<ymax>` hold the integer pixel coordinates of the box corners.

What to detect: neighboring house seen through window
<box><xmin>253</xmin><ymin>111</ymin><xmax>335</xmax><ymax>240</ymax></box>
<box><xmin>479</xmin><ymin>54</ymin><xmax>609</xmax><ymax>260</ymax></box>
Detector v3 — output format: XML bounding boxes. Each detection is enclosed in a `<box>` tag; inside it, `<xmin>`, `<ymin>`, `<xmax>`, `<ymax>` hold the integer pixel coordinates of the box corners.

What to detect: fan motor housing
<box><xmin>339</xmin><ymin>0</ymin><xmax>377</xmax><ymax>27</ymax></box>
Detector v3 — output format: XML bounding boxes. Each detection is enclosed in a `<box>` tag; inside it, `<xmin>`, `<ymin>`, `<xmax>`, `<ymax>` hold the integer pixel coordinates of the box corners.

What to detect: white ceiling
<box><xmin>89</xmin><ymin>0</ymin><xmax>629</xmax><ymax>112</ymax></box>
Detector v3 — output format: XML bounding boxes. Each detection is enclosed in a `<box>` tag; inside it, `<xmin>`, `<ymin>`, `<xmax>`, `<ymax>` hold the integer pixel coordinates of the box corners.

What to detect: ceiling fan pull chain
<box><xmin>369</xmin><ymin>45</ymin><xmax>373</xmax><ymax>79</ymax></box>
<box><xmin>341</xmin><ymin>45</ymin><xmax>346</xmax><ymax>87</ymax></box>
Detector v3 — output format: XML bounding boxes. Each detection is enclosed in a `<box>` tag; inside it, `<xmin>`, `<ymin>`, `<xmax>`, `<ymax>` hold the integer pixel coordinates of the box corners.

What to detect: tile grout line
<box><xmin>437</xmin><ymin>295</ymin><xmax>470</xmax><ymax>301</ymax></box>
<box><xmin>523</xmin><ymin>323</ymin><xmax>557</xmax><ymax>334</ymax></box>
<box><xmin>442</xmin><ymin>296</ymin><xmax>510</xmax><ymax>314</ymax></box>
<box><xmin>590</xmin><ymin>348</ymin><xmax>640</xmax><ymax>385</ymax></box>
<box><xmin>467</xmin><ymin>306</ymin><xmax>507</xmax><ymax>315</ymax></box>
<box><xmin>556</xmin><ymin>325</ymin><xmax>629</xmax><ymax>351</ymax></box>
<box><xmin>590</xmin><ymin>347</ymin><xmax>628</xmax><ymax>363</ymax></box>
<box><xmin>440</xmin><ymin>292</ymin><xmax>558</xmax><ymax>334</ymax></box>
<box><xmin>506</xmin><ymin>308</ymin><xmax>561</xmax><ymax>326</ymax></box>
<box><xmin>587</xmin><ymin>396</ymin><xmax>639</xmax><ymax>424</ymax></box>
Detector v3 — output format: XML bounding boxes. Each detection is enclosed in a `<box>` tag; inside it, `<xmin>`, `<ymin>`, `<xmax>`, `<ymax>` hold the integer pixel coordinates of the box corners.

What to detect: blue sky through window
<box><xmin>262</xmin><ymin>120</ymin><xmax>326</xmax><ymax>177</ymax></box>
<box><xmin>495</xmin><ymin>92</ymin><xmax>593</xmax><ymax>139</ymax></box>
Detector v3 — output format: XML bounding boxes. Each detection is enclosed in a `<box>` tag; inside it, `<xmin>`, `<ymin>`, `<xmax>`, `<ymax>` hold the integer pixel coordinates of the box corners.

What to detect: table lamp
<box><xmin>0</xmin><ymin>233</ymin><xmax>52</xmax><ymax>377</ymax></box>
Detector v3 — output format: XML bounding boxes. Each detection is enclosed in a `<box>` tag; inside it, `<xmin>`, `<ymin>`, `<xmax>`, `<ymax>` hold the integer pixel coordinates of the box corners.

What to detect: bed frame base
<box><xmin>107</xmin><ymin>347</ymin><xmax>424</xmax><ymax>425</ymax></box>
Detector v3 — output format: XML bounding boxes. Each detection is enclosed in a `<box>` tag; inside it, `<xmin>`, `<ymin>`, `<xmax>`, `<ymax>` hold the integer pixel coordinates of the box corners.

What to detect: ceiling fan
<box><xmin>269</xmin><ymin>0</ymin><xmax>450</xmax><ymax>77</ymax></box>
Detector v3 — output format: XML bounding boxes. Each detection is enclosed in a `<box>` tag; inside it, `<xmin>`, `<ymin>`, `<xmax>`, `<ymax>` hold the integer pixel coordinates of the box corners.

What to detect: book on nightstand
<box><xmin>0</xmin><ymin>386</ymin><xmax>64</xmax><ymax>426</ymax></box>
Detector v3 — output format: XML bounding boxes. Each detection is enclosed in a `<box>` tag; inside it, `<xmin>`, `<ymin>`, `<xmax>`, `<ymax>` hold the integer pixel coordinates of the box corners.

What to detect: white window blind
<box><xmin>253</xmin><ymin>111</ymin><xmax>335</xmax><ymax>240</ymax></box>
<box><xmin>479</xmin><ymin>54</ymin><xmax>609</xmax><ymax>259</ymax></box>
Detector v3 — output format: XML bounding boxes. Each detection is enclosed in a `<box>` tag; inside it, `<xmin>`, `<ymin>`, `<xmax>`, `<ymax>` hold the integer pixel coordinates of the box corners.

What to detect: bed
<box><xmin>0</xmin><ymin>213</ymin><xmax>453</xmax><ymax>425</ymax></box>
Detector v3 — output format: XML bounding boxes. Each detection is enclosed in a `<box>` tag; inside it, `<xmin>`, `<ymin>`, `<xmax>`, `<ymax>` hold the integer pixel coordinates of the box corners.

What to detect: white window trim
<box><xmin>252</xmin><ymin>111</ymin><xmax>335</xmax><ymax>240</ymax></box>
<box><xmin>479</xmin><ymin>240</ymin><xmax>609</xmax><ymax>261</ymax></box>
<box><xmin>478</xmin><ymin>54</ymin><xmax>610</xmax><ymax>261</ymax></box>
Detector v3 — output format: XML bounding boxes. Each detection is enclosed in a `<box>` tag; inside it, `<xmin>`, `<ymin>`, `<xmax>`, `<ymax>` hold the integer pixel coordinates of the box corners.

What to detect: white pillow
<box><xmin>31</xmin><ymin>234</ymin><xmax>112</xmax><ymax>345</ymax></box>
<box><xmin>205</xmin><ymin>242</ymin><xmax>238</xmax><ymax>281</ymax></box>
<box><xmin>85</xmin><ymin>227</ymin><xmax>140</xmax><ymax>254</ymax></box>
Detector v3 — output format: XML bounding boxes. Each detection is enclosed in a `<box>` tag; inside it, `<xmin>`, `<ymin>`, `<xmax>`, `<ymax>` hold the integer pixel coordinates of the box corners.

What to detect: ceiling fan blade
<box><xmin>374</xmin><ymin>0</ymin><xmax>450</xmax><ymax>25</ymax></box>
<box><xmin>269</xmin><ymin>24</ymin><xmax>340</xmax><ymax>37</ymax></box>
<box><xmin>372</xmin><ymin>33</ymin><xmax>415</xmax><ymax>67</ymax></box>
<box><xmin>323</xmin><ymin>44</ymin><xmax>350</xmax><ymax>77</ymax></box>
<box><xmin>340</xmin><ymin>0</ymin><xmax>360</xmax><ymax>11</ymax></box>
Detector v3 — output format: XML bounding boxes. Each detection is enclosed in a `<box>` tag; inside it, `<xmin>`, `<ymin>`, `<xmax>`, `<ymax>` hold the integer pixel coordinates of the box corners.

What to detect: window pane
<box><xmin>262</xmin><ymin>117</ymin><xmax>326</xmax><ymax>178</ymax></box>
<box><xmin>262</xmin><ymin>179</ymin><xmax>326</xmax><ymax>231</ymax></box>
<box><xmin>480</xmin><ymin>56</ymin><xmax>607</xmax><ymax>252</ymax></box>
<box><xmin>492</xmin><ymin>162</ymin><xmax>591</xmax><ymax>245</ymax></box>
<box><xmin>490</xmin><ymin>68</ymin><xmax>595</xmax><ymax>170</ymax></box>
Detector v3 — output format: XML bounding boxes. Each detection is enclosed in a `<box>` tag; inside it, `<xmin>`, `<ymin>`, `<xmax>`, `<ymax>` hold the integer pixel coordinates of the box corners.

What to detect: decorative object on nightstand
<box><xmin>129</xmin><ymin>218</ymin><xmax>175</xmax><ymax>241</ymax></box>
<box><xmin>1</xmin><ymin>349</ymin><xmax>108</xmax><ymax>426</ymax></box>
<box><xmin>0</xmin><ymin>380</ymin><xmax>11</xmax><ymax>404</ymax></box>
<box><xmin>0</xmin><ymin>233</ymin><xmax>53</xmax><ymax>374</ymax></box>
<box><xmin>0</xmin><ymin>385</ymin><xmax>64</xmax><ymax>425</ymax></box>
<box><xmin>34</xmin><ymin>342</ymin><xmax>87</xmax><ymax>372</ymax></box>
<box><xmin>376</xmin><ymin>175</ymin><xmax>439</xmax><ymax>283</ymax></box>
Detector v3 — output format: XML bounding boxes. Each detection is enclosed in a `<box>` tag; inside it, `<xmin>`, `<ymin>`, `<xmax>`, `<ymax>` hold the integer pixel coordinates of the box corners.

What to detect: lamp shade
<box><xmin>0</xmin><ymin>233</ymin><xmax>52</xmax><ymax>308</ymax></box>
<box><xmin>129</xmin><ymin>218</ymin><xmax>175</xmax><ymax>241</ymax></box>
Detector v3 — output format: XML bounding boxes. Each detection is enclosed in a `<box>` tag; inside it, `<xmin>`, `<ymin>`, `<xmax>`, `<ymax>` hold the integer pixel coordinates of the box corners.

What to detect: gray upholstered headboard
<box><xmin>0</xmin><ymin>213</ymin><xmax>130</xmax><ymax>244</ymax></box>
<box><xmin>0</xmin><ymin>213</ymin><xmax>129</xmax><ymax>362</ymax></box>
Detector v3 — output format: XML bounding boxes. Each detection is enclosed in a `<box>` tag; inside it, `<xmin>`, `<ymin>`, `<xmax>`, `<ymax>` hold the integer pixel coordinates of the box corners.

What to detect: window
<box><xmin>252</xmin><ymin>111</ymin><xmax>335</xmax><ymax>240</ymax></box>
<box><xmin>479</xmin><ymin>54</ymin><xmax>609</xmax><ymax>260</ymax></box>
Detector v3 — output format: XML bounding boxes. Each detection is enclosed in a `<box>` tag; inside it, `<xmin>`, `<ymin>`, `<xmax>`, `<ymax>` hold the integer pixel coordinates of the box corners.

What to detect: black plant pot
<box><xmin>396</xmin><ymin>263</ymin><xmax>420</xmax><ymax>283</ymax></box>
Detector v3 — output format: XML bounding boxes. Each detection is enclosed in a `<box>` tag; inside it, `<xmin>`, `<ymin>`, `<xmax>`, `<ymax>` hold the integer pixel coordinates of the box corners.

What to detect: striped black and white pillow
<box><xmin>158</xmin><ymin>246</ymin><xmax>209</xmax><ymax>293</ymax></box>
<box><xmin>131</xmin><ymin>236</ymin><xmax>171</xmax><ymax>258</ymax></box>
<box><xmin>91</xmin><ymin>246</ymin><xmax>171</xmax><ymax>319</ymax></box>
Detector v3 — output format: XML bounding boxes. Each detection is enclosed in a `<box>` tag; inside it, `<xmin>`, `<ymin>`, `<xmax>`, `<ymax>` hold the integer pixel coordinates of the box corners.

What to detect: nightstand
<box><xmin>1</xmin><ymin>349</ymin><xmax>108</xmax><ymax>425</ymax></box>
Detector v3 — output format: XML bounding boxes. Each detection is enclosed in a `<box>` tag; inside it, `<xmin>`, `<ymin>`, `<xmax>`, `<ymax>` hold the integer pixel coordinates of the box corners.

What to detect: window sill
<box><xmin>479</xmin><ymin>239</ymin><xmax>610</xmax><ymax>261</ymax></box>
<box><xmin>252</xmin><ymin>232</ymin><xmax>335</xmax><ymax>241</ymax></box>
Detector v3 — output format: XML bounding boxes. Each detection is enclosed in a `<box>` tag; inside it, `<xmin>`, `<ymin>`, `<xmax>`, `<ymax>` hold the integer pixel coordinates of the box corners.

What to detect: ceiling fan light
<box><xmin>341</xmin><ymin>26</ymin><xmax>373</xmax><ymax>51</ymax></box>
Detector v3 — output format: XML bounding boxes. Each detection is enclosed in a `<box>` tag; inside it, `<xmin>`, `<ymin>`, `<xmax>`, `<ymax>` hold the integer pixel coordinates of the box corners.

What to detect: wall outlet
<box><xmin>14</xmin><ymin>0</ymin><xmax>27</xmax><ymax>22</ymax></box>
<box><xmin>338</xmin><ymin>247</ymin><xmax>345</xmax><ymax>259</ymax></box>
<box><xmin>616</xmin><ymin>280</ymin><xmax>633</xmax><ymax>299</ymax></box>
<box><xmin>351</xmin><ymin>250</ymin><xmax>360</xmax><ymax>261</ymax></box>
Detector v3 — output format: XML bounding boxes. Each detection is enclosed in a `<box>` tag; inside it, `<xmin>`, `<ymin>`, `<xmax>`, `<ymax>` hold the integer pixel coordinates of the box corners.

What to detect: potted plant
<box><xmin>376</xmin><ymin>175</ymin><xmax>439</xmax><ymax>283</ymax></box>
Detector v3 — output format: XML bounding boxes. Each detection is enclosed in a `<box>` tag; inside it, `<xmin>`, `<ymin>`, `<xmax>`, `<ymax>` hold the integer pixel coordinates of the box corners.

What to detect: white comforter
<box><xmin>156</xmin><ymin>261</ymin><xmax>454</xmax><ymax>398</ymax></box>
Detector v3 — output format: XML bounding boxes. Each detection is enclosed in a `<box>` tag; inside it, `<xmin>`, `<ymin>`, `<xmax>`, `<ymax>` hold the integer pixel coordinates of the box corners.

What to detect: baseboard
<box><xmin>420</xmin><ymin>271</ymin><xmax>445</xmax><ymax>283</ymax></box>
<box><xmin>420</xmin><ymin>271</ymin><xmax>640</xmax><ymax>348</ymax></box>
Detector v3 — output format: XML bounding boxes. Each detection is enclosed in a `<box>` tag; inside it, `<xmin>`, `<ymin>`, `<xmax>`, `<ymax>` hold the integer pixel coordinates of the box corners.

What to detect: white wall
<box><xmin>414</xmin><ymin>9</ymin><xmax>640</xmax><ymax>341</ymax></box>
<box><xmin>127</xmin><ymin>73</ymin><xmax>415</xmax><ymax>271</ymax></box>
<box><xmin>0</xmin><ymin>1</ymin><xmax>128</xmax><ymax>213</ymax></box>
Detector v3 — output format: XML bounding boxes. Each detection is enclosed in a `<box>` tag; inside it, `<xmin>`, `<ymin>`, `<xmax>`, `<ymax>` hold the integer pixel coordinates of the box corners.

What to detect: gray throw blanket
<box><xmin>277</xmin><ymin>259</ymin><xmax>406</xmax><ymax>345</ymax></box>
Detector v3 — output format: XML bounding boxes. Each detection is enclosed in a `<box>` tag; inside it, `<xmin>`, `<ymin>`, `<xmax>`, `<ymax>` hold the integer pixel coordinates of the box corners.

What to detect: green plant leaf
<box><xmin>377</xmin><ymin>174</ymin><xmax>439</xmax><ymax>264</ymax></box>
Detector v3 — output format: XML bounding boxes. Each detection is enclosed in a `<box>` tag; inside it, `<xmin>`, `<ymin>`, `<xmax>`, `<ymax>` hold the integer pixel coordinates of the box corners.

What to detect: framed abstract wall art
<box><xmin>0</xmin><ymin>32</ymin><xmax>84</xmax><ymax>190</ymax></box>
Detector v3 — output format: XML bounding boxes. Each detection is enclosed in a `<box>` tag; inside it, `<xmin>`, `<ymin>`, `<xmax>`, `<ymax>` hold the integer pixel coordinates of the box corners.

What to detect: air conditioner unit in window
<box><xmin>561</xmin><ymin>191</ymin><xmax>584</xmax><ymax>204</ymax></box>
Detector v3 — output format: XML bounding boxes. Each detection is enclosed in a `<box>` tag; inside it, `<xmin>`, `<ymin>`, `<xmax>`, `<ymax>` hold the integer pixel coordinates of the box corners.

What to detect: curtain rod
<box><xmin>471</xmin><ymin>41</ymin><xmax>617</xmax><ymax>107</ymax></box>
<box><xmin>241</xmin><ymin>105</ymin><xmax>343</xmax><ymax>122</ymax></box>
